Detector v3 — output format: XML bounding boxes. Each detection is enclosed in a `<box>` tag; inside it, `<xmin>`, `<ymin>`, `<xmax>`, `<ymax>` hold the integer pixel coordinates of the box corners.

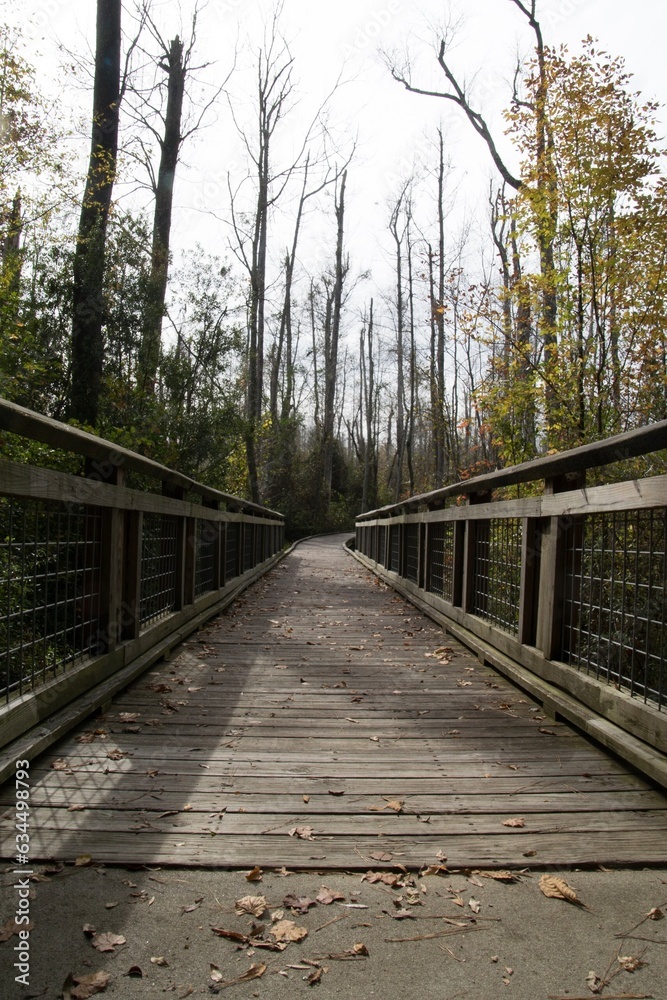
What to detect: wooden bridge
<box><xmin>1</xmin><ymin>399</ymin><xmax>666</xmax><ymax>869</ymax></box>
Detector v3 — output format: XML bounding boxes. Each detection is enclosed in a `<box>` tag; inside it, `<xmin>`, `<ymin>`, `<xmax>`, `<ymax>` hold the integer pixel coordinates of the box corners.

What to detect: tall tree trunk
<box><xmin>360</xmin><ymin>299</ymin><xmax>376</xmax><ymax>512</ymax></box>
<box><xmin>321</xmin><ymin>168</ymin><xmax>347</xmax><ymax>506</ymax></box>
<box><xmin>140</xmin><ymin>35</ymin><xmax>186</xmax><ymax>392</ymax></box>
<box><xmin>70</xmin><ymin>0</ymin><xmax>121</xmax><ymax>426</ymax></box>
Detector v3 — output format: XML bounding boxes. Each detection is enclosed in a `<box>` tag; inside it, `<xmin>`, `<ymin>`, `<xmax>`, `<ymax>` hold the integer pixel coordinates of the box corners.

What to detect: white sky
<box><xmin>8</xmin><ymin>0</ymin><xmax>667</xmax><ymax>330</ymax></box>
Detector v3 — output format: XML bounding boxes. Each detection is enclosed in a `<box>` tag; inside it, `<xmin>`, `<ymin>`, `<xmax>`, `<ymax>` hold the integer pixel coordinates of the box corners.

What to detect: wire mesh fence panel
<box><xmin>472</xmin><ymin>518</ymin><xmax>522</xmax><ymax>635</ymax></box>
<box><xmin>405</xmin><ymin>524</ymin><xmax>419</xmax><ymax>583</ymax></box>
<box><xmin>0</xmin><ymin>497</ymin><xmax>103</xmax><ymax>703</ymax></box>
<box><xmin>140</xmin><ymin>513</ymin><xmax>178</xmax><ymax>628</ymax></box>
<box><xmin>378</xmin><ymin>526</ymin><xmax>386</xmax><ymax>567</ymax></box>
<box><xmin>254</xmin><ymin>523</ymin><xmax>265</xmax><ymax>566</ymax></box>
<box><xmin>194</xmin><ymin>519</ymin><xmax>217</xmax><ymax>599</ymax></box>
<box><xmin>389</xmin><ymin>525</ymin><xmax>400</xmax><ymax>572</ymax></box>
<box><xmin>243</xmin><ymin>524</ymin><xmax>254</xmax><ymax>572</ymax></box>
<box><xmin>427</xmin><ymin>521</ymin><xmax>455</xmax><ymax>602</ymax></box>
<box><xmin>225</xmin><ymin>522</ymin><xmax>239</xmax><ymax>581</ymax></box>
<box><xmin>561</xmin><ymin>509</ymin><xmax>666</xmax><ymax>708</ymax></box>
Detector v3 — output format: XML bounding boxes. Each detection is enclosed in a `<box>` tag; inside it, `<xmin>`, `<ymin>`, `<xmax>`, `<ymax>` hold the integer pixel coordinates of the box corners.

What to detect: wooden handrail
<box><xmin>357</xmin><ymin>419</ymin><xmax>667</xmax><ymax>520</ymax></box>
<box><xmin>0</xmin><ymin>396</ymin><xmax>282</xmax><ymax>519</ymax></box>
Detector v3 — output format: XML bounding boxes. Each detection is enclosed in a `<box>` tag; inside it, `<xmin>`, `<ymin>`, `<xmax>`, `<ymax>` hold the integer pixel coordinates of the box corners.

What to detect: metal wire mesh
<box><xmin>427</xmin><ymin>521</ymin><xmax>455</xmax><ymax>602</ymax></box>
<box><xmin>389</xmin><ymin>525</ymin><xmax>400</xmax><ymax>571</ymax></box>
<box><xmin>561</xmin><ymin>509</ymin><xmax>666</xmax><ymax>708</ymax></box>
<box><xmin>140</xmin><ymin>513</ymin><xmax>178</xmax><ymax>627</ymax></box>
<box><xmin>254</xmin><ymin>523</ymin><xmax>266</xmax><ymax>565</ymax></box>
<box><xmin>225</xmin><ymin>522</ymin><xmax>239</xmax><ymax>581</ymax></box>
<box><xmin>472</xmin><ymin>518</ymin><xmax>522</xmax><ymax>634</ymax></box>
<box><xmin>0</xmin><ymin>497</ymin><xmax>103</xmax><ymax>703</ymax></box>
<box><xmin>378</xmin><ymin>526</ymin><xmax>386</xmax><ymax>566</ymax></box>
<box><xmin>405</xmin><ymin>524</ymin><xmax>419</xmax><ymax>583</ymax></box>
<box><xmin>195</xmin><ymin>519</ymin><xmax>217</xmax><ymax>598</ymax></box>
<box><xmin>243</xmin><ymin>524</ymin><xmax>254</xmax><ymax>572</ymax></box>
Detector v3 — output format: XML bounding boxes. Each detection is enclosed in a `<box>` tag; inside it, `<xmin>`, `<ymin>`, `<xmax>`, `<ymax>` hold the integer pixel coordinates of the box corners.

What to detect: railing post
<box><xmin>536</xmin><ymin>473</ymin><xmax>585</xmax><ymax>659</ymax></box>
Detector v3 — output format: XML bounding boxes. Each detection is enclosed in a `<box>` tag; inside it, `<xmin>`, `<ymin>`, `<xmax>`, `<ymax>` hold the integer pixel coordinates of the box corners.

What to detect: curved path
<box><xmin>3</xmin><ymin>535</ymin><xmax>666</xmax><ymax>868</ymax></box>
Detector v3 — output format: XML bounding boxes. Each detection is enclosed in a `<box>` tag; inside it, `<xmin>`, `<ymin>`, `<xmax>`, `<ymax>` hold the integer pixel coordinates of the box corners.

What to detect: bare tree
<box><xmin>126</xmin><ymin>2</ymin><xmax>226</xmax><ymax>392</ymax></box>
<box><xmin>70</xmin><ymin>0</ymin><xmax>121</xmax><ymax>425</ymax></box>
<box><xmin>387</xmin><ymin>0</ymin><xmax>559</xmax><ymax>438</ymax></box>
<box><xmin>320</xmin><ymin>167</ymin><xmax>348</xmax><ymax>507</ymax></box>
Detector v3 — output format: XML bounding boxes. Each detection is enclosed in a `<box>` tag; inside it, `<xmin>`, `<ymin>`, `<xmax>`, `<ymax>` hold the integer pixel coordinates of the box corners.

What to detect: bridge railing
<box><xmin>353</xmin><ymin>421</ymin><xmax>667</xmax><ymax>786</ymax></box>
<box><xmin>0</xmin><ymin>398</ymin><xmax>284</xmax><ymax>772</ymax></box>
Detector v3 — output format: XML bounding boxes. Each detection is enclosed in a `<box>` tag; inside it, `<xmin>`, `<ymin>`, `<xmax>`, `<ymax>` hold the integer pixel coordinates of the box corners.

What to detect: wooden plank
<box><xmin>13</xmin><ymin>829</ymin><xmax>667</xmax><ymax>869</ymax></box>
<box><xmin>5</xmin><ymin>787</ymin><xmax>662</xmax><ymax>815</ymax></box>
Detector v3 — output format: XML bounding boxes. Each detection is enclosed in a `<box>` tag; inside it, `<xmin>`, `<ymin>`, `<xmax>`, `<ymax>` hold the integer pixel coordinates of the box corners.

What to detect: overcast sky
<box><xmin>10</xmin><ymin>0</ymin><xmax>667</xmax><ymax>314</ymax></box>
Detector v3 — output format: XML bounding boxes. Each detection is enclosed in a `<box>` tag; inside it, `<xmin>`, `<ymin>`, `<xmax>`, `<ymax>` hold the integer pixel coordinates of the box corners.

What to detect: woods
<box><xmin>1</xmin><ymin>1</ymin><xmax>666</xmax><ymax>536</ymax></box>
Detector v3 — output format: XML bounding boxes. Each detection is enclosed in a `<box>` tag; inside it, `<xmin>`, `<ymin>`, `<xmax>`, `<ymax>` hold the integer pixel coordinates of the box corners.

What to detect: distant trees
<box><xmin>2</xmin><ymin>1</ymin><xmax>665</xmax><ymax>533</ymax></box>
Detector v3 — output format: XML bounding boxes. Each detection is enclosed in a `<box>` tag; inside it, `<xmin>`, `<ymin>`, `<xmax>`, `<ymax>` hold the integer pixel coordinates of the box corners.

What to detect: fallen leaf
<box><xmin>617</xmin><ymin>954</ymin><xmax>646</xmax><ymax>972</ymax></box>
<box><xmin>150</xmin><ymin>956</ymin><xmax>169</xmax><ymax>966</ymax></box>
<box><xmin>271</xmin><ymin>919</ymin><xmax>308</xmax><ymax>943</ymax></box>
<box><xmin>648</xmin><ymin>906</ymin><xmax>664</xmax><ymax>920</ymax></box>
<box><xmin>0</xmin><ymin>918</ymin><xmax>34</xmax><ymax>942</ymax></box>
<box><xmin>283</xmin><ymin>894</ymin><xmax>317</xmax><ymax>914</ymax></box>
<box><xmin>124</xmin><ymin>966</ymin><xmax>143</xmax><ymax>978</ymax></box>
<box><xmin>362</xmin><ymin>871</ymin><xmax>401</xmax><ymax>886</ymax></box>
<box><xmin>420</xmin><ymin>864</ymin><xmax>448</xmax><ymax>876</ymax></box>
<box><xmin>246</xmin><ymin>866</ymin><xmax>263</xmax><ymax>882</ymax></box>
<box><xmin>307</xmin><ymin>967</ymin><xmax>323</xmax><ymax>985</ymax></box>
<box><xmin>211</xmin><ymin>928</ymin><xmax>249</xmax><ymax>944</ymax></box>
<box><xmin>316</xmin><ymin>887</ymin><xmax>345</xmax><ymax>905</ymax></box>
<box><xmin>502</xmin><ymin>817</ymin><xmax>525</xmax><ymax>828</ymax></box>
<box><xmin>288</xmin><ymin>825</ymin><xmax>315</xmax><ymax>840</ymax></box>
<box><xmin>369</xmin><ymin>851</ymin><xmax>393</xmax><ymax>862</ymax></box>
<box><xmin>586</xmin><ymin>970</ymin><xmax>603</xmax><ymax>993</ymax></box>
<box><xmin>91</xmin><ymin>932</ymin><xmax>126</xmax><ymax>953</ymax></box>
<box><xmin>538</xmin><ymin>874</ymin><xmax>584</xmax><ymax>906</ymax></box>
<box><xmin>119</xmin><ymin>712</ymin><xmax>139</xmax><ymax>723</ymax></box>
<box><xmin>302</xmin><ymin>794</ymin><xmax>310</xmax><ymax>803</ymax></box>
<box><xmin>477</xmin><ymin>870</ymin><xmax>519</xmax><ymax>882</ymax></box>
<box><xmin>468</xmin><ymin>898</ymin><xmax>481</xmax><ymax>913</ymax></box>
<box><xmin>210</xmin><ymin>964</ymin><xmax>224</xmax><ymax>983</ymax></box>
<box><xmin>235</xmin><ymin>895</ymin><xmax>268</xmax><ymax>917</ymax></box>
<box><xmin>180</xmin><ymin>900</ymin><xmax>202</xmax><ymax>914</ymax></box>
<box><xmin>106</xmin><ymin>748</ymin><xmax>131</xmax><ymax>760</ymax></box>
<box><xmin>210</xmin><ymin>963</ymin><xmax>266</xmax><ymax>989</ymax></box>
<box><xmin>64</xmin><ymin>970</ymin><xmax>111</xmax><ymax>999</ymax></box>
<box><xmin>75</xmin><ymin>854</ymin><xmax>93</xmax><ymax>867</ymax></box>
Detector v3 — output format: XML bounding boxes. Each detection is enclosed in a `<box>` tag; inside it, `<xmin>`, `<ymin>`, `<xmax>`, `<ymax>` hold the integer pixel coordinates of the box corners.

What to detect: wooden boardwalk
<box><xmin>3</xmin><ymin>535</ymin><xmax>667</xmax><ymax>869</ymax></box>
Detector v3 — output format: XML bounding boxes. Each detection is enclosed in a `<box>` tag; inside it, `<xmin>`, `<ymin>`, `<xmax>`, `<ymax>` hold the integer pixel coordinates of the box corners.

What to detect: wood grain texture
<box><xmin>1</xmin><ymin>534</ymin><xmax>665</xmax><ymax>870</ymax></box>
